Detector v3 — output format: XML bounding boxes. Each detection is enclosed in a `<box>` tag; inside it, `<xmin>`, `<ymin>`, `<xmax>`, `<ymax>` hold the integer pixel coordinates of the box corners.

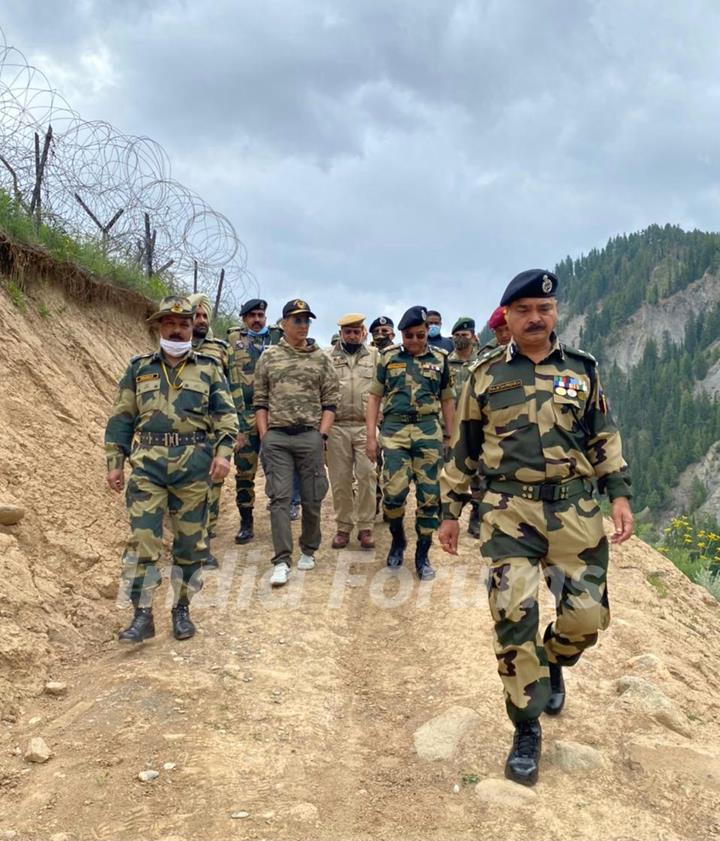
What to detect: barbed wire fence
<box><xmin>0</xmin><ymin>28</ymin><xmax>257</xmax><ymax>315</ymax></box>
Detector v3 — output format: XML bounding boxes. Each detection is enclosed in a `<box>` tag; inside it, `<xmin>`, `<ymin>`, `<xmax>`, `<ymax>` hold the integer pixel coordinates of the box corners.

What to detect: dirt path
<box><xmin>2</xmin><ymin>485</ymin><xmax>720</xmax><ymax>841</ymax></box>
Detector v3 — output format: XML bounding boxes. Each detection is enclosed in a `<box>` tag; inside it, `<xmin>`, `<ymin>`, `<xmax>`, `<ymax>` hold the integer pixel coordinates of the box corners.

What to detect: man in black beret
<box><xmin>369</xmin><ymin>316</ymin><xmax>395</xmax><ymax>351</ymax></box>
<box><xmin>227</xmin><ymin>299</ymin><xmax>284</xmax><ymax>543</ymax></box>
<box><xmin>366</xmin><ymin>306</ymin><xmax>455</xmax><ymax>579</ymax></box>
<box><xmin>440</xmin><ymin>268</ymin><xmax>633</xmax><ymax>786</ymax></box>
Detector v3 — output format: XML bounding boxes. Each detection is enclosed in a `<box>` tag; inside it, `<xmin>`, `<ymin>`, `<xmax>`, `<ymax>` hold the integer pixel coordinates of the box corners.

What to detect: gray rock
<box><xmin>231</xmin><ymin>811</ymin><xmax>250</xmax><ymax>819</ymax></box>
<box><xmin>549</xmin><ymin>740</ymin><xmax>607</xmax><ymax>773</ymax></box>
<box><xmin>413</xmin><ymin>705</ymin><xmax>481</xmax><ymax>761</ymax></box>
<box><xmin>613</xmin><ymin>676</ymin><xmax>692</xmax><ymax>737</ymax></box>
<box><xmin>288</xmin><ymin>803</ymin><xmax>319</xmax><ymax>822</ymax></box>
<box><xmin>44</xmin><ymin>681</ymin><xmax>68</xmax><ymax>697</ymax></box>
<box><xmin>138</xmin><ymin>770</ymin><xmax>160</xmax><ymax>782</ymax></box>
<box><xmin>475</xmin><ymin>778</ymin><xmax>537</xmax><ymax>805</ymax></box>
<box><xmin>24</xmin><ymin>737</ymin><xmax>51</xmax><ymax>763</ymax></box>
<box><xmin>0</xmin><ymin>505</ymin><xmax>25</xmax><ymax>526</ymax></box>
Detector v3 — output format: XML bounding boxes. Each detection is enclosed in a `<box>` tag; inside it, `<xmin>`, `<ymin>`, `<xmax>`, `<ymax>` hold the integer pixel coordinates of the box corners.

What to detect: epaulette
<box><xmin>429</xmin><ymin>345</ymin><xmax>449</xmax><ymax>359</ymax></box>
<box><xmin>130</xmin><ymin>352</ymin><xmax>154</xmax><ymax>364</ymax></box>
<box><xmin>380</xmin><ymin>343</ymin><xmax>401</xmax><ymax>355</ymax></box>
<box><xmin>562</xmin><ymin>344</ymin><xmax>597</xmax><ymax>365</ymax></box>
<box><xmin>205</xmin><ymin>337</ymin><xmax>228</xmax><ymax>348</ymax></box>
<box><xmin>469</xmin><ymin>344</ymin><xmax>504</xmax><ymax>372</ymax></box>
<box><xmin>195</xmin><ymin>351</ymin><xmax>221</xmax><ymax>364</ymax></box>
<box><xmin>227</xmin><ymin>325</ymin><xmax>246</xmax><ymax>339</ymax></box>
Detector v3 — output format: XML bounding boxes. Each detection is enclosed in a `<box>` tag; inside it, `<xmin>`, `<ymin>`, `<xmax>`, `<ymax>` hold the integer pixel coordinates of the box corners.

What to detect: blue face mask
<box><xmin>247</xmin><ymin>326</ymin><xmax>269</xmax><ymax>337</ymax></box>
<box><xmin>428</xmin><ymin>324</ymin><xmax>441</xmax><ymax>338</ymax></box>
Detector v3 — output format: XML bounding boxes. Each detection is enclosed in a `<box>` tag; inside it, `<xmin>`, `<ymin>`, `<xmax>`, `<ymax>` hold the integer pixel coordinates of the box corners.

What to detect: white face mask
<box><xmin>160</xmin><ymin>338</ymin><xmax>193</xmax><ymax>356</ymax></box>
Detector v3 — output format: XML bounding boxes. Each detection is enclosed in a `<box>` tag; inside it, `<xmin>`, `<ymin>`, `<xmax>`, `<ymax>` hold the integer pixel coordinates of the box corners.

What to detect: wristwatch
<box><xmin>321</xmin><ymin>432</ymin><xmax>329</xmax><ymax>441</ymax></box>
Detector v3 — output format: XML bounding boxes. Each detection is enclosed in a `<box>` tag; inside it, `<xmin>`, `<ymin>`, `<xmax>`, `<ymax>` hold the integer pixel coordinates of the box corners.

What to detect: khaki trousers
<box><xmin>326</xmin><ymin>423</ymin><xmax>377</xmax><ymax>533</ymax></box>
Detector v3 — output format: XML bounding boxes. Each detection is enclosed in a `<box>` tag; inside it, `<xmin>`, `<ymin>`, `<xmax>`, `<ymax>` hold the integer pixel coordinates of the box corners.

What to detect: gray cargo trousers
<box><xmin>261</xmin><ymin>427</ymin><xmax>329</xmax><ymax>565</ymax></box>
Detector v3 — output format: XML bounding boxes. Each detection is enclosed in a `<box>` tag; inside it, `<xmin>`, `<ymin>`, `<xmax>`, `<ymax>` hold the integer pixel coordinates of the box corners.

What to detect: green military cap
<box><xmin>451</xmin><ymin>316</ymin><xmax>475</xmax><ymax>334</ymax></box>
<box><xmin>146</xmin><ymin>295</ymin><xmax>195</xmax><ymax>323</ymax></box>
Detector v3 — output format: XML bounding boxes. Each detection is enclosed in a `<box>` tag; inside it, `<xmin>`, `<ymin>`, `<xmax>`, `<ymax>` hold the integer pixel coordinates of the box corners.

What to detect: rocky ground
<box><xmin>1</xmin><ymin>495</ymin><xmax>719</xmax><ymax>841</ymax></box>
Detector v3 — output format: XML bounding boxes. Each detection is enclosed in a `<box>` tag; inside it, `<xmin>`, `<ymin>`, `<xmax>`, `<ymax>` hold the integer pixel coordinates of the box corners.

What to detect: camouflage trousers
<box><xmin>207</xmin><ymin>480</ymin><xmax>223</xmax><ymax>537</ymax></box>
<box><xmin>380</xmin><ymin>418</ymin><xmax>443</xmax><ymax>537</ymax></box>
<box><xmin>234</xmin><ymin>426</ymin><xmax>260</xmax><ymax>512</ymax></box>
<box><xmin>479</xmin><ymin>489</ymin><xmax>610</xmax><ymax>723</ymax></box>
<box><xmin>121</xmin><ymin>443</ymin><xmax>212</xmax><ymax>607</ymax></box>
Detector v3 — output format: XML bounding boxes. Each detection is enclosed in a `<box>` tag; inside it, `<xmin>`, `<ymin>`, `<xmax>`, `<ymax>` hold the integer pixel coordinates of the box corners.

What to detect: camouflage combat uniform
<box><xmin>105</xmin><ymin>350</ymin><xmax>238</xmax><ymax>605</ymax></box>
<box><xmin>253</xmin><ymin>338</ymin><xmax>340</xmax><ymax>565</ymax></box>
<box><xmin>192</xmin><ymin>334</ymin><xmax>246</xmax><ymax>537</ymax></box>
<box><xmin>369</xmin><ymin>344</ymin><xmax>453</xmax><ymax>536</ymax></box>
<box><xmin>226</xmin><ymin>325</ymin><xmax>282</xmax><ymax>512</ymax></box>
<box><xmin>448</xmin><ymin>346</ymin><xmax>480</xmax><ymax>404</ymax></box>
<box><xmin>440</xmin><ymin>335</ymin><xmax>631</xmax><ymax>722</ymax></box>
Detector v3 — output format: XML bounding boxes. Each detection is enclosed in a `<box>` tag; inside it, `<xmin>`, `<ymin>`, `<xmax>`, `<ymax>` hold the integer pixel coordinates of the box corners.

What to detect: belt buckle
<box><xmin>165</xmin><ymin>432</ymin><xmax>180</xmax><ymax>447</ymax></box>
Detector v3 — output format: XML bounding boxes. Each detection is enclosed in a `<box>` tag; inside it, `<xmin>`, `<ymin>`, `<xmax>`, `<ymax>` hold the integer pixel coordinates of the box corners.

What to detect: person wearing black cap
<box><xmin>369</xmin><ymin>316</ymin><xmax>395</xmax><ymax>350</ymax></box>
<box><xmin>426</xmin><ymin>310</ymin><xmax>454</xmax><ymax>353</ymax></box>
<box><xmin>366</xmin><ymin>306</ymin><xmax>455</xmax><ymax>580</ymax></box>
<box><xmin>254</xmin><ymin>299</ymin><xmax>339</xmax><ymax>587</ymax></box>
<box><xmin>439</xmin><ymin>269</ymin><xmax>633</xmax><ymax>786</ymax></box>
<box><xmin>227</xmin><ymin>299</ymin><xmax>283</xmax><ymax>544</ymax></box>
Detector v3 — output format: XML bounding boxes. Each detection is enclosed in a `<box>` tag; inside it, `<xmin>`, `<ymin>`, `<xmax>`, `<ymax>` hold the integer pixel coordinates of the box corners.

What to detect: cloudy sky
<box><xmin>3</xmin><ymin>0</ymin><xmax>720</xmax><ymax>341</ymax></box>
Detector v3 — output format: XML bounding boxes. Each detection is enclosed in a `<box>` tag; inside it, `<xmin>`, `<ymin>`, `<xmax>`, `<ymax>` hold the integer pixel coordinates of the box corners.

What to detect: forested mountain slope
<box><xmin>556</xmin><ymin>224</ymin><xmax>720</xmax><ymax>520</ymax></box>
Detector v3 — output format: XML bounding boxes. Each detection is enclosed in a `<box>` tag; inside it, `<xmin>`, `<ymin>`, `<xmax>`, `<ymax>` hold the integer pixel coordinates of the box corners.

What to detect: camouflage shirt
<box><xmin>253</xmin><ymin>338</ymin><xmax>340</xmax><ymax>429</ymax></box>
<box><xmin>105</xmin><ymin>350</ymin><xmax>239</xmax><ymax>471</ymax></box>
<box><xmin>226</xmin><ymin>326</ymin><xmax>282</xmax><ymax>421</ymax></box>
<box><xmin>440</xmin><ymin>336</ymin><xmax>632</xmax><ymax>518</ymax></box>
<box><xmin>369</xmin><ymin>344</ymin><xmax>453</xmax><ymax>415</ymax></box>
<box><xmin>194</xmin><ymin>335</ymin><xmax>246</xmax><ymax>423</ymax></box>
<box><xmin>448</xmin><ymin>347</ymin><xmax>480</xmax><ymax>404</ymax></box>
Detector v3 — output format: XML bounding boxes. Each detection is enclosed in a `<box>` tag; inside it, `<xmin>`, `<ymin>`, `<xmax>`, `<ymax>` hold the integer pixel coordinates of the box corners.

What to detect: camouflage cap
<box><xmin>337</xmin><ymin>312</ymin><xmax>366</xmax><ymax>328</ymax></box>
<box><xmin>146</xmin><ymin>295</ymin><xmax>195</xmax><ymax>323</ymax></box>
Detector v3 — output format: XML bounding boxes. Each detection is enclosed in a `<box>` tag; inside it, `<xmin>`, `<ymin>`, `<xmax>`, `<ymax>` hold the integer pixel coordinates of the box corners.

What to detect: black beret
<box><xmin>240</xmin><ymin>298</ymin><xmax>268</xmax><ymax>316</ymax></box>
<box><xmin>398</xmin><ymin>306</ymin><xmax>428</xmax><ymax>331</ymax></box>
<box><xmin>451</xmin><ymin>316</ymin><xmax>475</xmax><ymax>333</ymax></box>
<box><xmin>500</xmin><ymin>269</ymin><xmax>558</xmax><ymax>307</ymax></box>
<box><xmin>369</xmin><ymin>316</ymin><xmax>394</xmax><ymax>332</ymax></box>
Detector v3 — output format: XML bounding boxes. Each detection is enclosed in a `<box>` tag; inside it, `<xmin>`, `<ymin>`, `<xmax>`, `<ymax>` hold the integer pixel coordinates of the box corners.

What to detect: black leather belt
<box><xmin>137</xmin><ymin>430</ymin><xmax>207</xmax><ymax>447</ymax></box>
<box><xmin>272</xmin><ymin>425</ymin><xmax>316</xmax><ymax>435</ymax></box>
<box><xmin>383</xmin><ymin>412</ymin><xmax>439</xmax><ymax>424</ymax></box>
<box><xmin>486</xmin><ymin>477</ymin><xmax>591</xmax><ymax>501</ymax></box>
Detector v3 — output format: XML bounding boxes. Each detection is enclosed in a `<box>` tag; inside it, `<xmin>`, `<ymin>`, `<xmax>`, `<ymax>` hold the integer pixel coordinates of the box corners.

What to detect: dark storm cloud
<box><xmin>4</xmin><ymin>0</ymin><xmax>720</xmax><ymax>338</ymax></box>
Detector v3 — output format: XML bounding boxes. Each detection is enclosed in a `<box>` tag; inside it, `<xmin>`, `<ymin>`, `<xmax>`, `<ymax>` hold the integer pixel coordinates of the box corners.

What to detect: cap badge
<box><xmin>379</xmin><ymin>316</ymin><xmax>387</xmax><ymax>325</ymax></box>
<box><xmin>542</xmin><ymin>275</ymin><xmax>553</xmax><ymax>294</ymax></box>
<box><xmin>295</xmin><ymin>299</ymin><xmax>307</xmax><ymax>309</ymax></box>
<box><xmin>420</xmin><ymin>308</ymin><xmax>427</xmax><ymax>320</ymax></box>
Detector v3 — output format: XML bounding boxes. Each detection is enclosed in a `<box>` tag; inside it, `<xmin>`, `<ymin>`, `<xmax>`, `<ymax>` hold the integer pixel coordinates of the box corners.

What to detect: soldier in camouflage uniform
<box><xmin>439</xmin><ymin>269</ymin><xmax>633</xmax><ymax>786</ymax></box>
<box><xmin>448</xmin><ymin>316</ymin><xmax>482</xmax><ymax>538</ymax></box>
<box><xmin>226</xmin><ymin>299</ymin><xmax>283</xmax><ymax>544</ymax></box>
<box><xmin>188</xmin><ymin>292</ymin><xmax>247</xmax><ymax>568</ymax></box>
<box><xmin>366</xmin><ymin>306</ymin><xmax>455</xmax><ymax>580</ymax></box>
<box><xmin>105</xmin><ymin>296</ymin><xmax>238</xmax><ymax>643</ymax></box>
<box><xmin>253</xmin><ymin>299</ymin><xmax>340</xmax><ymax>587</ymax></box>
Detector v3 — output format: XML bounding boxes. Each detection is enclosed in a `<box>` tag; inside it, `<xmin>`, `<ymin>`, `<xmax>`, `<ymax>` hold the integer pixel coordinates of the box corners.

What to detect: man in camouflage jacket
<box><xmin>253</xmin><ymin>298</ymin><xmax>339</xmax><ymax>587</ymax></box>
<box><xmin>439</xmin><ymin>269</ymin><xmax>633</xmax><ymax>787</ymax></box>
<box><xmin>105</xmin><ymin>296</ymin><xmax>238</xmax><ymax>643</ymax></box>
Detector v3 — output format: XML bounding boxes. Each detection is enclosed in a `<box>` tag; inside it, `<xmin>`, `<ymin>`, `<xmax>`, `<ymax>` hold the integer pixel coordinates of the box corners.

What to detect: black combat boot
<box><xmin>234</xmin><ymin>509</ymin><xmax>254</xmax><ymax>544</ymax></box>
<box><xmin>414</xmin><ymin>536</ymin><xmax>436</xmax><ymax>581</ymax></box>
<box><xmin>505</xmin><ymin>718</ymin><xmax>542</xmax><ymax>786</ymax></box>
<box><xmin>467</xmin><ymin>503</ymin><xmax>480</xmax><ymax>539</ymax></box>
<box><xmin>171</xmin><ymin>598</ymin><xmax>196</xmax><ymax>641</ymax></box>
<box><xmin>118</xmin><ymin>606</ymin><xmax>155</xmax><ymax>644</ymax></box>
<box><xmin>386</xmin><ymin>519</ymin><xmax>406</xmax><ymax>568</ymax></box>
<box><xmin>543</xmin><ymin>625</ymin><xmax>566</xmax><ymax>716</ymax></box>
